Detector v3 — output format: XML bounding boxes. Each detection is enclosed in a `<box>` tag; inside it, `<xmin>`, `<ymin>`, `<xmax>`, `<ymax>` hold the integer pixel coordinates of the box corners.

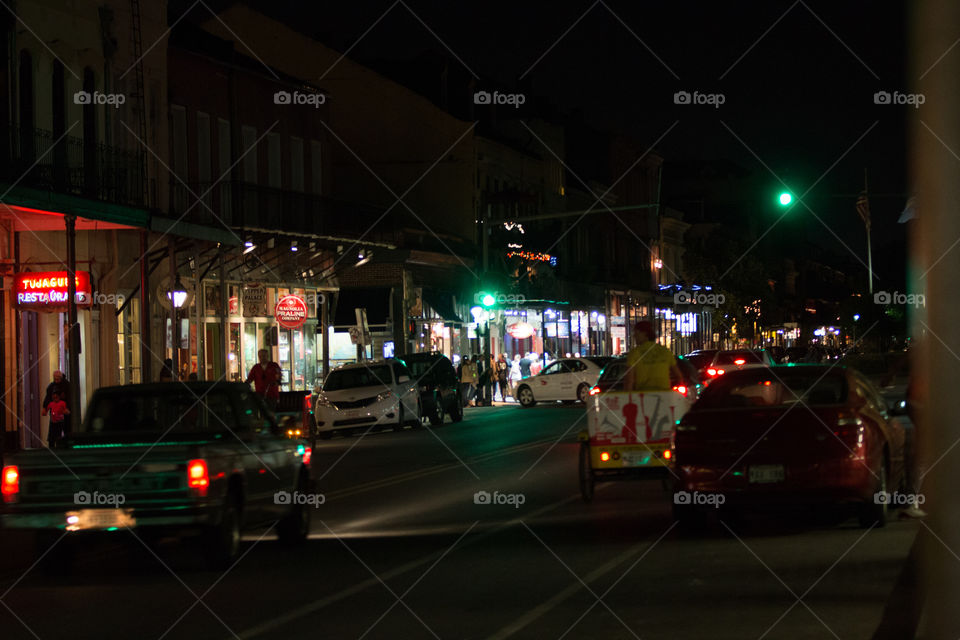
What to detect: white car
<box><xmin>314</xmin><ymin>358</ymin><xmax>420</xmax><ymax>438</ymax></box>
<box><xmin>515</xmin><ymin>357</ymin><xmax>612</xmax><ymax>407</ymax></box>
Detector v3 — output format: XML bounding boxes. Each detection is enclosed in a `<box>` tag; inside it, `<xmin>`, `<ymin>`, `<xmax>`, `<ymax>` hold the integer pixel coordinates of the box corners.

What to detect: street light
<box><xmin>168</xmin><ymin>276</ymin><xmax>188</xmax><ymax>309</ymax></box>
<box><xmin>778</xmin><ymin>192</ymin><xmax>793</xmax><ymax>206</ymax></box>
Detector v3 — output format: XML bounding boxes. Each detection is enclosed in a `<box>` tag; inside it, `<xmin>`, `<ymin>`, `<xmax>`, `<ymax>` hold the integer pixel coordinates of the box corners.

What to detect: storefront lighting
<box><xmin>244</xmin><ymin>240</ymin><xmax>254</xmax><ymax>248</ymax></box>
<box><xmin>291</xmin><ymin>241</ymin><xmax>298</xmax><ymax>252</ymax></box>
<box><xmin>590</xmin><ymin>311</ymin><xmax>598</xmax><ymax>319</ymax></box>
<box><xmin>654</xmin><ymin>258</ymin><xmax>663</xmax><ymax>269</ymax></box>
<box><xmin>598</xmin><ymin>314</ymin><xmax>606</xmax><ymax>324</ymax></box>
<box><xmin>168</xmin><ymin>277</ymin><xmax>188</xmax><ymax>309</ymax></box>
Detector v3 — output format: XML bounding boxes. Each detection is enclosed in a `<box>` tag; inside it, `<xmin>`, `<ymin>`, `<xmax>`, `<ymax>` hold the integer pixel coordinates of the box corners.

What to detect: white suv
<box><xmin>314</xmin><ymin>359</ymin><xmax>420</xmax><ymax>438</ymax></box>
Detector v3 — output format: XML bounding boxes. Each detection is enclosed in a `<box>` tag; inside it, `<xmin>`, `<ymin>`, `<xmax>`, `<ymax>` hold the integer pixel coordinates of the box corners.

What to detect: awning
<box><xmin>333</xmin><ymin>287</ymin><xmax>392</xmax><ymax>326</ymax></box>
<box><xmin>422</xmin><ymin>289</ymin><xmax>462</xmax><ymax>323</ymax></box>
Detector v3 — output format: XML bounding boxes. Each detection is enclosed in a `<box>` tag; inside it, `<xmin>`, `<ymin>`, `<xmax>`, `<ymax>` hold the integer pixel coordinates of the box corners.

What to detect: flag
<box><xmin>856</xmin><ymin>191</ymin><xmax>871</xmax><ymax>227</ymax></box>
<box><xmin>898</xmin><ymin>196</ymin><xmax>916</xmax><ymax>223</ymax></box>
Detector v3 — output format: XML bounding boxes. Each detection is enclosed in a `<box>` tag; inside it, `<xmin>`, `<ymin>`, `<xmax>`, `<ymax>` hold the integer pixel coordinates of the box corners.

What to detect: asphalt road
<box><xmin>0</xmin><ymin>403</ymin><xmax>917</xmax><ymax>640</ymax></box>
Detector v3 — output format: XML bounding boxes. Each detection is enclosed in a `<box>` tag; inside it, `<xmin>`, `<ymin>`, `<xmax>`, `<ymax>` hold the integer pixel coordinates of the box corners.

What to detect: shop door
<box><xmin>21</xmin><ymin>311</ymin><xmax>42</xmax><ymax>448</ymax></box>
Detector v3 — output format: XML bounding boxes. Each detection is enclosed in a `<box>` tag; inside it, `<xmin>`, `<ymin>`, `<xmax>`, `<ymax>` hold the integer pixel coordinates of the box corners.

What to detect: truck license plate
<box><xmin>748</xmin><ymin>465</ymin><xmax>785</xmax><ymax>484</ymax></box>
<box><xmin>65</xmin><ymin>509</ymin><xmax>136</xmax><ymax>531</ymax></box>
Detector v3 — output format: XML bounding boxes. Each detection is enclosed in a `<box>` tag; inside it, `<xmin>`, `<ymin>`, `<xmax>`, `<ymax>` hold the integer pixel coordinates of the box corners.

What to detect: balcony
<box><xmin>169</xmin><ymin>180</ymin><xmax>397</xmax><ymax>243</ymax></box>
<box><xmin>0</xmin><ymin>123</ymin><xmax>146</xmax><ymax>207</ymax></box>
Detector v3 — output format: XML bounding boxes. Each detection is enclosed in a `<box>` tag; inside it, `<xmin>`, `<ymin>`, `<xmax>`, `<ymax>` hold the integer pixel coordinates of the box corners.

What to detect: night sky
<box><xmin>201</xmin><ymin>0</ymin><xmax>913</xmax><ymax>286</ymax></box>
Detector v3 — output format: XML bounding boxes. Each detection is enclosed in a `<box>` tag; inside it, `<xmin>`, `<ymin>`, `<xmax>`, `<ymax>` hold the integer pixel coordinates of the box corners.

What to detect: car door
<box><xmin>392</xmin><ymin>360</ymin><xmax>417</xmax><ymax>417</ymax></box>
<box><xmin>536</xmin><ymin>361</ymin><xmax>567</xmax><ymax>400</ymax></box>
<box><xmin>556</xmin><ymin>359</ymin><xmax>584</xmax><ymax>399</ymax></box>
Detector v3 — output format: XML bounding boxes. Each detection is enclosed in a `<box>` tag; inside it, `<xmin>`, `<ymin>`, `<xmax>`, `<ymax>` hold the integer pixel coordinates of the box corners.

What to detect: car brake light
<box><xmin>707</xmin><ymin>368</ymin><xmax>717</xmax><ymax>376</ymax></box>
<box><xmin>187</xmin><ymin>459</ymin><xmax>209</xmax><ymax>493</ymax></box>
<box><xmin>734</xmin><ymin>358</ymin><xmax>746</xmax><ymax>365</ymax></box>
<box><xmin>673</xmin><ymin>385</ymin><xmax>687</xmax><ymax>396</ymax></box>
<box><xmin>1</xmin><ymin>465</ymin><xmax>19</xmax><ymax>501</ymax></box>
<box><xmin>589</xmin><ymin>386</ymin><xmax>601</xmax><ymax>396</ymax></box>
<box><xmin>305</xmin><ymin>395</ymin><xmax>312</xmax><ymax>411</ymax></box>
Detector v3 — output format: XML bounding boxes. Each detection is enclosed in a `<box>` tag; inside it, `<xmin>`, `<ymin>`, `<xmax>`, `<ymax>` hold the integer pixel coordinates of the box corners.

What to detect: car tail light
<box><xmin>834</xmin><ymin>413</ymin><xmax>865</xmax><ymax>450</ymax></box>
<box><xmin>1</xmin><ymin>465</ymin><xmax>19</xmax><ymax>502</ymax></box>
<box><xmin>734</xmin><ymin>358</ymin><xmax>746</xmax><ymax>365</ymax></box>
<box><xmin>304</xmin><ymin>394</ymin><xmax>312</xmax><ymax>411</ymax></box>
<box><xmin>589</xmin><ymin>386</ymin><xmax>601</xmax><ymax>396</ymax></box>
<box><xmin>673</xmin><ymin>385</ymin><xmax>688</xmax><ymax>397</ymax></box>
<box><xmin>187</xmin><ymin>459</ymin><xmax>209</xmax><ymax>495</ymax></box>
<box><xmin>706</xmin><ymin>368</ymin><xmax>726</xmax><ymax>377</ymax></box>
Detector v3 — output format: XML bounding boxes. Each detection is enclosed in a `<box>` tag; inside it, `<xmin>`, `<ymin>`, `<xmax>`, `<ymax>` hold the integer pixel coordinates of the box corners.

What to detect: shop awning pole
<box><xmin>139</xmin><ymin>230</ymin><xmax>152</xmax><ymax>382</ymax></box>
<box><xmin>65</xmin><ymin>215</ymin><xmax>80</xmax><ymax>432</ymax></box>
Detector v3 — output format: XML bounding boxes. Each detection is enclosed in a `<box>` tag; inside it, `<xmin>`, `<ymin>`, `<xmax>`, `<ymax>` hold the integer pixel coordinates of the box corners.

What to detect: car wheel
<box><xmin>393</xmin><ymin>405</ymin><xmax>405</xmax><ymax>431</ymax></box>
<box><xmin>205</xmin><ymin>489</ymin><xmax>242</xmax><ymax>569</ymax></box>
<box><xmin>577</xmin><ymin>383</ymin><xmax>590</xmax><ymax>404</ymax></box>
<box><xmin>278</xmin><ymin>474</ymin><xmax>311</xmax><ymax>547</ymax></box>
<box><xmin>517</xmin><ymin>385</ymin><xmax>536</xmax><ymax>408</ymax></box>
<box><xmin>858</xmin><ymin>461</ymin><xmax>888</xmax><ymax>528</ymax></box>
<box><xmin>430</xmin><ymin>395</ymin><xmax>445</xmax><ymax>426</ymax></box>
<box><xmin>579</xmin><ymin>443</ymin><xmax>595</xmax><ymax>503</ymax></box>
<box><xmin>449</xmin><ymin>394</ymin><xmax>464</xmax><ymax>422</ymax></box>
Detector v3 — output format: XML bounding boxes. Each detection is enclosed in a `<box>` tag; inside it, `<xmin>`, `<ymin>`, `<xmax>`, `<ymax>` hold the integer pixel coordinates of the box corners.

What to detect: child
<box><xmin>42</xmin><ymin>391</ymin><xmax>70</xmax><ymax>448</ymax></box>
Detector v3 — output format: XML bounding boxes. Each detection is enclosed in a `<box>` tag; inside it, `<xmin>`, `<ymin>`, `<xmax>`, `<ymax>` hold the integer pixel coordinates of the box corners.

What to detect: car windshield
<box><xmin>323</xmin><ymin>365</ymin><xmax>392</xmax><ymax>391</ymax></box>
<box><xmin>696</xmin><ymin>370</ymin><xmax>847</xmax><ymax>409</ymax></box>
<box><xmin>715</xmin><ymin>350</ymin><xmax>766</xmax><ymax>365</ymax></box>
<box><xmin>81</xmin><ymin>387</ymin><xmax>239</xmax><ymax>436</ymax></box>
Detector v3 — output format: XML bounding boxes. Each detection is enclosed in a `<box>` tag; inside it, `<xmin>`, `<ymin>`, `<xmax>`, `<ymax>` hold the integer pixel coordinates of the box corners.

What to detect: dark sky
<box><xmin>222</xmin><ymin>0</ymin><xmax>913</xmax><ymax>284</ymax></box>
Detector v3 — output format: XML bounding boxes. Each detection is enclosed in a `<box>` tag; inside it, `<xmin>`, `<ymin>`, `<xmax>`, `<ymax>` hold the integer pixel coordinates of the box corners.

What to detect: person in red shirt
<box><xmin>246</xmin><ymin>349</ymin><xmax>282</xmax><ymax>409</ymax></box>
<box><xmin>41</xmin><ymin>391</ymin><xmax>71</xmax><ymax>448</ymax></box>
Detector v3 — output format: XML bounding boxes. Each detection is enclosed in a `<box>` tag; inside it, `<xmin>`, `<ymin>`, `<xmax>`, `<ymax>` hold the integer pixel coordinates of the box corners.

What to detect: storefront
<box><xmin>500</xmin><ymin>305</ymin><xmax>608</xmax><ymax>361</ymax></box>
<box><xmin>196</xmin><ymin>281</ymin><xmax>322</xmax><ymax>391</ymax></box>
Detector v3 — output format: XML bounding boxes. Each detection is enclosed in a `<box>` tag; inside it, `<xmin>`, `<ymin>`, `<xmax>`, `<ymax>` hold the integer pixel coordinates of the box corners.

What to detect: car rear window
<box><xmin>696</xmin><ymin>370</ymin><xmax>847</xmax><ymax>409</ymax></box>
<box><xmin>714</xmin><ymin>351</ymin><xmax>766</xmax><ymax>365</ymax></box>
<box><xmin>82</xmin><ymin>388</ymin><xmax>238</xmax><ymax>436</ymax></box>
<box><xmin>324</xmin><ymin>365</ymin><xmax>392</xmax><ymax>391</ymax></box>
<box><xmin>684</xmin><ymin>352</ymin><xmax>716</xmax><ymax>369</ymax></box>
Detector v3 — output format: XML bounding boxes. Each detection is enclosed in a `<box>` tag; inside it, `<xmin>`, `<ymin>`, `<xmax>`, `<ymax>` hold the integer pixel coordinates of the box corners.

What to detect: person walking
<box><xmin>459</xmin><ymin>356</ymin><xmax>476</xmax><ymax>407</ymax></box>
<box><xmin>623</xmin><ymin>321</ymin><xmax>681</xmax><ymax>392</ymax></box>
<box><xmin>246</xmin><ymin>348</ymin><xmax>282</xmax><ymax>410</ymax></box>
<box><xmin>496</xmin><ymin>354</ymin><xmax>509</xmax><ymax>402</ymax></box>
<box><xmin>519</xmin><ymin>353</ymin><xmax>532</xmax><ymax>379</ymax></box>
<box><xmin>41</xmin><ymin>371</ymin><xmax>71</xmax><ymax>447</ymax></box>
<box><xmin>42</xmin><ymin>391</ymin><xmax>70</xmax><ymax>448</ymax></box>
<box><xmin>509</xmin><ymin>355</ymin><xmax>522</xmax><ymax>401</ymax></box>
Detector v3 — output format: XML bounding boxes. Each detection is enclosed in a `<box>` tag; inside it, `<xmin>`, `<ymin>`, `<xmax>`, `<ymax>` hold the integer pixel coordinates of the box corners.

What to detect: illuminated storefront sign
<box><xmin>507</xmin><ymin>321</ymin><xmax>535</xmax><ymax>339</ymax></box>
<box><xmin>275</xmin><ymin>295</ymin><xmax>308</xmax><ymax>329</ymax></box>
<box><xmin>14</xmin><ymin>271</ymin><xmax>92</xmax><ymax>310</ymax></box>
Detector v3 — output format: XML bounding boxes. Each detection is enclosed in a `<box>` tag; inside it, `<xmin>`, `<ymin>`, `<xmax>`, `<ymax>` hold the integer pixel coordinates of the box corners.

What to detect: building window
<box><xmin>267</xmin><ymin>132</ymin><xmax>281</xmax><ymax>188</ymax></box>
<box><xmin>290</xmin><ymin>136</ymin><xmax>304</xmax><ymax>192</ymax></box>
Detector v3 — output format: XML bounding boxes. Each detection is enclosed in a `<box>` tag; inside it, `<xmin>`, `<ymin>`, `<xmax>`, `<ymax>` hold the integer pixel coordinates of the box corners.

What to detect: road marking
<box><xmin>322</xmin><ymin>437</ymin><xmax>560</xmax><ymax>500</ymax></box>
<box><xmin>232</xmin><ymin>492</ymin><xmax>585</xmax><ymax>639</ymax></box>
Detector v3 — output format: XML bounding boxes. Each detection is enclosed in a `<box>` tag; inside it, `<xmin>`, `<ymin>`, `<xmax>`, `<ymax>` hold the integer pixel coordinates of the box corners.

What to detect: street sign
<box><xmin>275</xmin><ymin>295</ymin><xmax>308</xmax><ymax>329</ymax></box>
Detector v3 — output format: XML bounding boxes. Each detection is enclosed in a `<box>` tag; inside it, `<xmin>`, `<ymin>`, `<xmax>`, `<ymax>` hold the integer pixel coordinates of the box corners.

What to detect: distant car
<box><xmin>515</xmin><ymin>357</ymin><xmax>609</xmax><ymax>407</ymax></box>
<box><xmin>398</xmin><ymin>352</ymin><xmax>463</xmax><ymax>426</ymax></box>
<box><xmin>699</xmin><ymin>349</ymin><xmax>775</xmax><ymax>384</ymax></box>
<box><xmin>683</xmin><ymin>349</ymin><xmax>719</xmax><ymax>373</ymax></box>
<box><xmin>589</xmin><ymin>355</ymin><xmax>703</xmax><ymax>400</ymax></box>
<box><xmin>672</xmin><ymin>365</ymin><xmax>907</xmax><ymax>527</ymax></box>
<box><xmin>275</xmin><ymin>390</ymin><xmax>316</xmax><ymax>443</ymax></box>
<box><xmin>313</xmin><ymin>358</ymin><xmax>420</xmax><ymax>438</ymax></box>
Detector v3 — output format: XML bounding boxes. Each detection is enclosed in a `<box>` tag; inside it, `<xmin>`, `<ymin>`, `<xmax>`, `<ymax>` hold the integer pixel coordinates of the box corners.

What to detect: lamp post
<box><xmin>168</xmin><ymin>276</ymin><xmax>187</xmax><ymax>379</ymax></box>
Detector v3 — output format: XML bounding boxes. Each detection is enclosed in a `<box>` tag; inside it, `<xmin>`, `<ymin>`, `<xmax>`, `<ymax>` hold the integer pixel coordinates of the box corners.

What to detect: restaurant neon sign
<box><xmin>14</xmin><ymin>271</ymin><xmax>93</xmax><ymax>310</ymax></box>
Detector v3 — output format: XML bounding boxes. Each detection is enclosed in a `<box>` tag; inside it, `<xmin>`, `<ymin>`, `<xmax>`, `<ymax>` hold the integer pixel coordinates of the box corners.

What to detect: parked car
<box><xmin>672</xmin><ymin>365</ymin><xmax>907</xmax><ymax>527</ymax></box>
<box><xmin>398</xmin><ymin>352</ymin><xmax>463</xmax><ymax>425</ymax></box>
<box><xmin>589</xmin><ymin>355</ymin><xmax>703</xmax><ymax>400</ymax></box>
<box><xmin>313</xmin><ymin>358</ymin><xmax>420</xmax><ymax>438</ymax></box>
<box><xmin>515</xmin><ymin>357</ymin><xmax>610</xmax><ymax>407</ymax></box>
<box><xmin>0</xmin><ymin>382</ymin><xmax>313</xmax><ymax>569</ymax></box>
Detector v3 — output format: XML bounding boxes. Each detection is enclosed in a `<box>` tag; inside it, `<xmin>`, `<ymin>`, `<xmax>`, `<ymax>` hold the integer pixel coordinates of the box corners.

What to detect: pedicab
<box><xmin>578</xmin><ymin>387</ymin><xmax>693</xmax><ymax>502</ymax></box>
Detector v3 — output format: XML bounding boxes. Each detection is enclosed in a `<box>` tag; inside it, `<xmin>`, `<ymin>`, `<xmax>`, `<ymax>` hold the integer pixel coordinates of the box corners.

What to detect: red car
<box><xmin>672</xmin><ymin>365</ymin><xmax>906</xmax><ymax>527</ymax></box>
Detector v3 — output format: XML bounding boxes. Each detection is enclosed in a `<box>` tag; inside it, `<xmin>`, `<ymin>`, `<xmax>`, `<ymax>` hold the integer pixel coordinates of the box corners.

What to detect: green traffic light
<box><xmin>481</xmin><ymin>293</ymin><xmax>496</xmax><ymax>307</ymax></box>
<box><xmin>778</xmin><ymin>192</ymin><xmax>793</xmax><ymax>206</ymax></box>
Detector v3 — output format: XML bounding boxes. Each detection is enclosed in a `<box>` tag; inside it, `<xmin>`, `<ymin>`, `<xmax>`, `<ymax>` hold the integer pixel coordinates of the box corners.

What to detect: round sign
<box><xmin>275</xmin><ymin>295</ymin><xmax>308</xmax><ymax>329</ymax></box>
<box><xmin>507</xmin><ymin>321</ymin><xmax>535</xmax><ymax>339</ymax></box>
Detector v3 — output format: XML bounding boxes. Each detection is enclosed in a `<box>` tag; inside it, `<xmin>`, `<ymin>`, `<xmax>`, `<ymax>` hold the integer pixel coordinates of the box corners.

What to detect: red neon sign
<box><xmin>14</xmin><ymin>271</ymin><xmax>93</xmax><ymax>310</ymax></box>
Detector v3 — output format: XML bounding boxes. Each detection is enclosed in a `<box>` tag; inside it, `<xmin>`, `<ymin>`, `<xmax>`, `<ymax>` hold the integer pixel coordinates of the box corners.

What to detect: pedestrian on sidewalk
<box><xmin>41</xmin><ymin>390</ymin><xmax>70</xmax><ymax>448</ymax></box>
<box><xmin>246</xmin><ymin>349</ymin><xmax>282</xmax><ymax>410</ymax></box>
<box><xmin>41</xmin><ymin>370</ymin><xmax>71</xmax><ymax>447</ymax></box>
<box><xmin>459</xmin><ymin>356</ymin><xmax>477</xmax><ymax>406</ymax></box>
<box><xmin>509</xmin><ymin>355</ymin><xmax>522</xmax><ymax>401</ymax></box>
<box><xmin>496</xmin><ymin>354</ymin><xmax>509</xmax><ymax>401</ymax></box>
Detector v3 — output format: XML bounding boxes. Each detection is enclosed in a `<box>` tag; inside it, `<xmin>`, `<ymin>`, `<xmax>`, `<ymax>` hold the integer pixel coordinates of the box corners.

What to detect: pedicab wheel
<box><xmin>579</xmin><ymin>443</ymin><xmax>595</xmax><ymax>503</ymax></box>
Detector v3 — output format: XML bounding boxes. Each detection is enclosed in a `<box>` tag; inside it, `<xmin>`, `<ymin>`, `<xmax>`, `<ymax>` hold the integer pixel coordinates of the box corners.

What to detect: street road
<box><xmin>0</xmin><ymin>403</ymin><xmax>916</xmax><ymax>639</ymax></box>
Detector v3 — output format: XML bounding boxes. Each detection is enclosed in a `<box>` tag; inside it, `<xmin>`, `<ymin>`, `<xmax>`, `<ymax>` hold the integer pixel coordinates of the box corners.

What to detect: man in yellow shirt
<box><xmin>623</xmin><ymin>321</ymin><xmax>681</xmax><ymax>391</ymax></box>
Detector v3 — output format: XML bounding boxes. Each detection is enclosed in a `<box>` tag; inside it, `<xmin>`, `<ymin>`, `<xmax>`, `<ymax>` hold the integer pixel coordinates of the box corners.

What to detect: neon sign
<box><xmin>14</xmin><ymin>271</ymin><xmax>92</xmax><ymax>310</ymax></box>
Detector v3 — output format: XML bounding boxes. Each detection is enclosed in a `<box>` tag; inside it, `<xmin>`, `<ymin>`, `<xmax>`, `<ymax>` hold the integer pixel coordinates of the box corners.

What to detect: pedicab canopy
<box><xmin>587</xmin><ymin>390</ymin><xmax>692</xmax><ymax>445</ymax></box>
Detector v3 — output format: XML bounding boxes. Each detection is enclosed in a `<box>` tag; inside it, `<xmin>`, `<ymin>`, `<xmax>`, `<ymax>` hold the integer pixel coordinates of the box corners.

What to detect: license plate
<box><xmin>622</xmin><ymin>451</ymin><xmax>652</xmax><ymax>466</ymax></box>
<box><xmin>65</xmin><ymin>509</ymin><xmax>136</xmax><ymax>531</ymax></box>
<box><xmin>748</xmin><ymin>465</ymin><xmax>785</xmax><ymax>484</ymax></box>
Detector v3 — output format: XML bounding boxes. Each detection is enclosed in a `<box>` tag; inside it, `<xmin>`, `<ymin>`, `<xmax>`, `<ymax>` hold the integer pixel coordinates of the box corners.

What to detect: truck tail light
<box><xmin>1</xmin><ymin>465</ymin><xmax>19</xmax><ymax>502</ymax></box>
<box><xmin>187</xmin><ymin>459</ymin><xmax>209</xmax><ymax>494</ymax></box>
<box><xmin>589</xmin><ymin>386</ymin><xmax>601</xmax><ymax>396</ymax></box>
